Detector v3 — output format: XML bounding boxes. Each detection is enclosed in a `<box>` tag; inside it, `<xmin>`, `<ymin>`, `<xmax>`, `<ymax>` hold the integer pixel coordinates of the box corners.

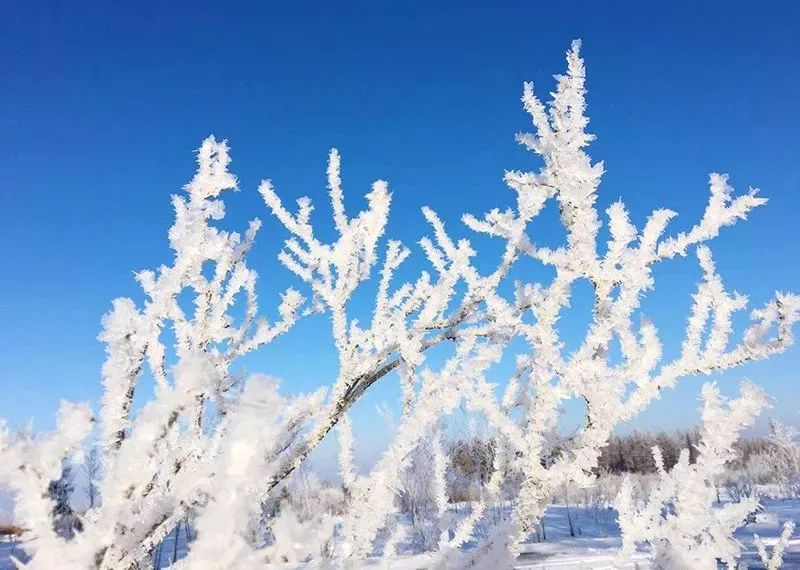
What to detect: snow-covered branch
<box><xmin>616</xmin><ymin>381</ymin><xmax>769</xmax><ymax>569</ymax></box>
<box><xmin>756</xmin><ymin>520</ymin><xmax>796</xmax><ymax>570</ymax></box>
<box><xmin>0</xmin><ymin>403</ymin><xmax>92</xmax><ymax>568</ymax></box>
<box><xmin>0</xmin><ymin>40</ymin><xmax>797</xmax><ymax>569</ymax></box>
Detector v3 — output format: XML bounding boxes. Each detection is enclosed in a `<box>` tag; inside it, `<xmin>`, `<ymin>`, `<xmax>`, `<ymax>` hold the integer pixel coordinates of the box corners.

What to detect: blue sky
<box><xmin>1</xmin><ymin>1</ymin><xmax>799</xmax><ymax>471</ymax></box>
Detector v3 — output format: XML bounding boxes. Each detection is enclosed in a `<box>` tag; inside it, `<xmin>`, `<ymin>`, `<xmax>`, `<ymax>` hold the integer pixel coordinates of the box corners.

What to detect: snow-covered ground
<box><xmin>3</xmin><ymin>499</ymin><xmax>796</xmax><ymax>569</ymax></box>
<box><xmin>375</xmin><ymin>500</ymin><xmax>800</xmax><ymax>569</ymax></box>
<box><xmin>360</xmin><ymin>503</ymin><xmax>796</xmax><ymax>569</ymax></box>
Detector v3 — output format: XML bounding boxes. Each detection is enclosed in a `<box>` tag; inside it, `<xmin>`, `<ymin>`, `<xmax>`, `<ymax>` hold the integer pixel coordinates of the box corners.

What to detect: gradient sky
<box><xmin>1</xmin><ymin>1</ymin><xmax>799</xmax><ymax>472</ymax></box>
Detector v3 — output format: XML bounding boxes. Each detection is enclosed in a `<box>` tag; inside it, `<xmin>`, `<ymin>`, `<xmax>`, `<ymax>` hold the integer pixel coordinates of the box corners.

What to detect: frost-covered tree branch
<box><xmin>421</xmin><ymin>41</ymin><xmax>800</xmax><ymax>562</ymax></box>
<box><xmin>0</xmin><ymin>403</ymin><xmax>92</xmax><ymax>568</ymax></box>
<box><xmin>616</xmin><ymin>381</ymin><xmax>769</xmax><ymax>569</ymax></box>
<box><xmin>0</xmin><ymin>40</ymin><xmax>798</xmax><ymax>569</ymax></box>
<box><xmin>756</xmin><ymin>520</ymin><xmax>796</xmax><ymax>570</ymax></box>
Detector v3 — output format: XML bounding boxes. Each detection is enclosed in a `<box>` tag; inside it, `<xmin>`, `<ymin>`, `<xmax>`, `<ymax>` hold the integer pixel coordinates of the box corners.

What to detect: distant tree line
<box><xmin>597</xmin><ymin>428</ymin><xmax>778</xmax><ymax>474</ymax></box>
<box><xmin>444</xmin><ymin>428</ymin><xmax>780</xmax><ymax>485</ymax></box>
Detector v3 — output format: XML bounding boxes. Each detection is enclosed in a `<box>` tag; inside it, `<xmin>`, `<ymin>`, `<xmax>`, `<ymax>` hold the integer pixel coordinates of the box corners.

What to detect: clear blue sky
<box><xmin>1</xmin><ymin>1</ymin><xmax>799</xmax><ymax>470</ymax></box>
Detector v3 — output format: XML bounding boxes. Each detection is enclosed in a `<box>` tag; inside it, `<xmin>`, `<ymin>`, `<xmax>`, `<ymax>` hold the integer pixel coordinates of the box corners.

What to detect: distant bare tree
<box><xmin>83</xmin><ymin>446</ymin><xmax>101</xmax><ymax>510</ymax></box>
